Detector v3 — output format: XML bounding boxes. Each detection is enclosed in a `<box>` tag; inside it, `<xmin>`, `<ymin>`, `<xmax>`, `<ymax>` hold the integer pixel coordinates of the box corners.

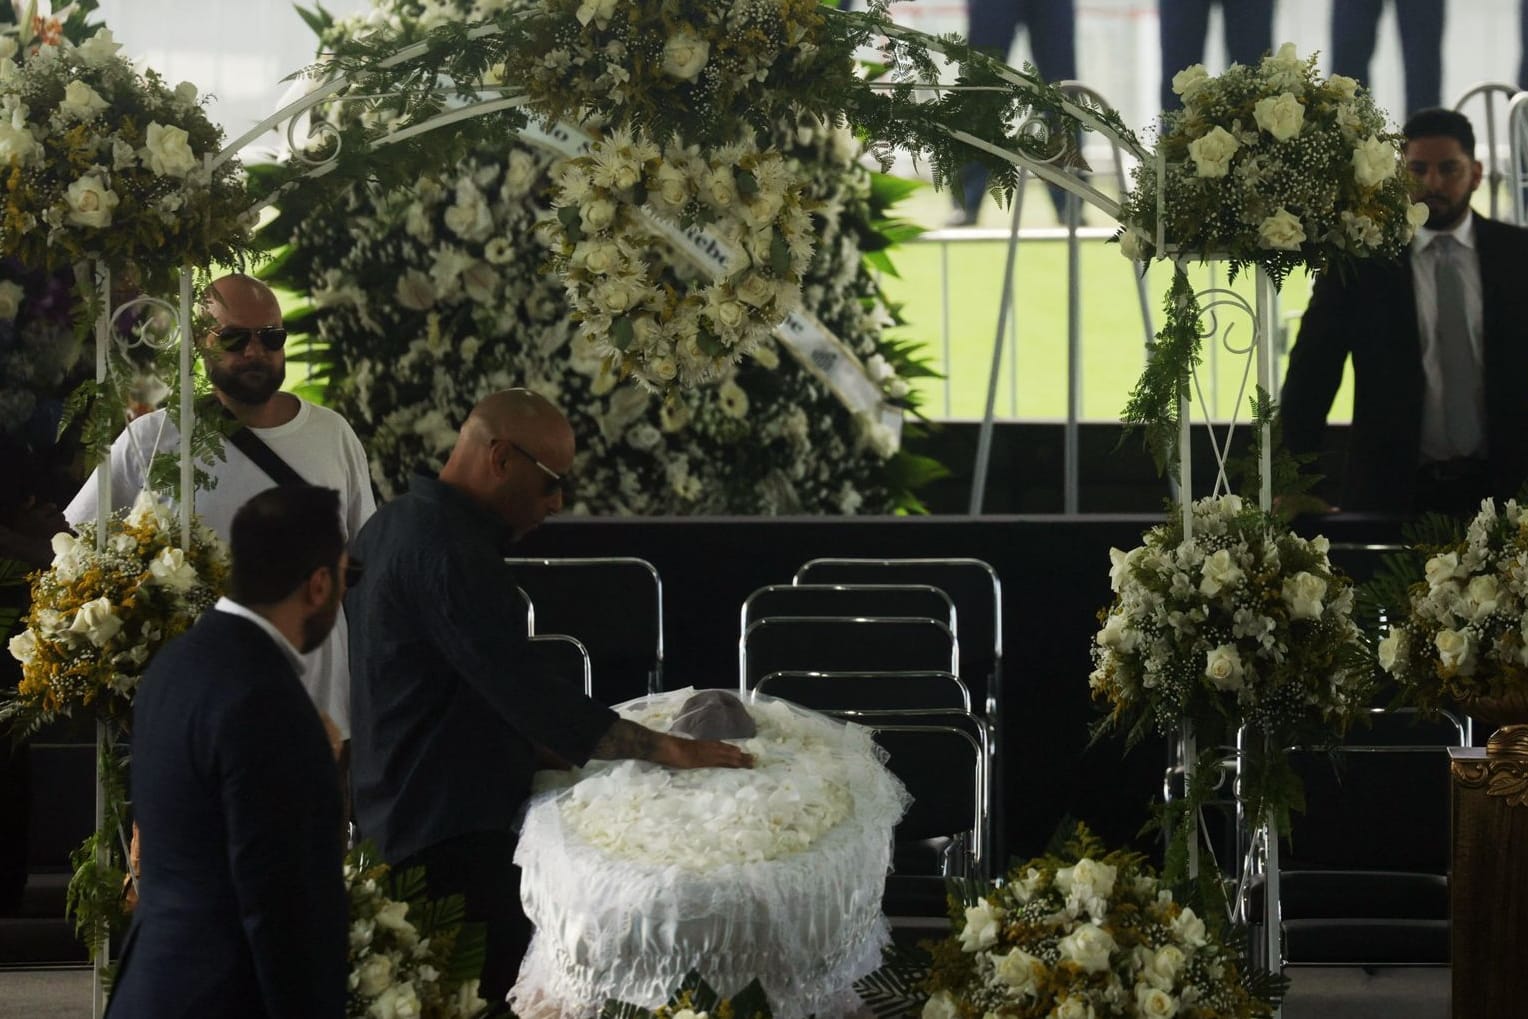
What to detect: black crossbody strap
<box><xmin>199</xmin><ymin>396</ymin><xmax>310</xmax><ymax>488</ymax></box>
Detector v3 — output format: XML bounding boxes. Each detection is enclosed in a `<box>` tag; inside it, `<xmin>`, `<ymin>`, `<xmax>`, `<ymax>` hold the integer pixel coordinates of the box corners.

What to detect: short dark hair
<box><xmin>1403</xmin><ymin>108</ymin><xmax>1476</xmax><ymax>154</ymax></box>
<box><xmin>228</xmin><ymin>486</ymin><xmax>344</xmax><ymax>605</ymax></box>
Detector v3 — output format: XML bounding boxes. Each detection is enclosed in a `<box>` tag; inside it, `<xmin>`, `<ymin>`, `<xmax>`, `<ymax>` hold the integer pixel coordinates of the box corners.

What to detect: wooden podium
<box><xmin>1450</xmin><ymin>727</ymin><xmax>1528</xmax><ymax>1018</ymax></box>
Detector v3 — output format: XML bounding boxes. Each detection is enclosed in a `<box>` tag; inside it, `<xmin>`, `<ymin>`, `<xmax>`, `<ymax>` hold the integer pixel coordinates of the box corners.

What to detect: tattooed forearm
<box><xmin>591</xmin><ymin>718</ymin><xmax>664</xmax><ymax>761</ymax></box>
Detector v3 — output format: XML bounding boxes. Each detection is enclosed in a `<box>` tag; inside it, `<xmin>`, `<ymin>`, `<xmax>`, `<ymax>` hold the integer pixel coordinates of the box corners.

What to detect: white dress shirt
<box><xmin>1410</xmin><ymin>210</ymin><xmax>1486</xmax><ymax>462</ymax></box>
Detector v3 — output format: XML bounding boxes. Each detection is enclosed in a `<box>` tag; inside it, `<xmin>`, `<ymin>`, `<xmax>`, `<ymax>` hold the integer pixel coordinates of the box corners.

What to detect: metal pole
<box><xmin>91</xmin><ymin>261</ymin><xmax>110</xmax><ymax>1019</ymax></box>
<box><xmin>940</xmin><ymin>241</ymin><xmax>952</xmax><ymax>416</ymax></box>
<box><xmin>179</xmin><ymin>268</ymin><xmax>194</xmax><ymax>548</ymax></box>
<box><xmin>968</xmin><ymin>186</ymin><xmax>1027</xmax><ymax>514</ymax></box>
<box><xmin>1064</xmin><ymin>189</ymin><xmax>1082</xmax><ymax>514</ymax></box>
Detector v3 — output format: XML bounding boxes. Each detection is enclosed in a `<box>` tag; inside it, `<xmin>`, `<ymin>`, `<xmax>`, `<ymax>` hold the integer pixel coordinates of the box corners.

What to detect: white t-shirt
<box><xmin>65</xmin><ymin>398</ymin><xmax>376</xmax><ymax>737</ymax></box>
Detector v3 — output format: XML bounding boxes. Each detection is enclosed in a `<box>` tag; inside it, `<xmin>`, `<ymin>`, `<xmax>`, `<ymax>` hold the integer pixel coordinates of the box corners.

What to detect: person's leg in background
<box><xmin>1160</xmin><ymin>0</ymin><xmax>1213</xmax><ymax>111</ymax></box>
<box><xmin>1394</xmin><ymin>0</ymin><xmax>1445</xmax><ymax>114</ymax></box>
<box><xmin>953</xmin><ymin>0</ymin><xmax>1025</xmax><ymax>225</ymax></box>
<box><xmin>1025</xmin><ymin>0</ymin><xmax>1079</xmax><ymax>221</ymax></box>
<box><xmin>1330</xmin><ymin>0</ymin><xmax>1385</xmax><ymax>90</ymax></box>
<box><xmin>1222</xmin><ymin>0</ymin><xmax>1276</xmax><ymax>68</ymax></box>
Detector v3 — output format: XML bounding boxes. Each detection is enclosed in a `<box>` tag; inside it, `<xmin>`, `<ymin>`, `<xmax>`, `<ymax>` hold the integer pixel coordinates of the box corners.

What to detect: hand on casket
<box><xmin>652</xmin><ymin>732</ymin><xmax>755</xmax><ymax>771</ymax></box>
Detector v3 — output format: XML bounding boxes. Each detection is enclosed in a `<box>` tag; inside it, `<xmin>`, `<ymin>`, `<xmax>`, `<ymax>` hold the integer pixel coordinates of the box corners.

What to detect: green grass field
<box><xmin>876</xmin><ymin>181</ymin><xmax>1356</xmax><ymax>424</ymax></box>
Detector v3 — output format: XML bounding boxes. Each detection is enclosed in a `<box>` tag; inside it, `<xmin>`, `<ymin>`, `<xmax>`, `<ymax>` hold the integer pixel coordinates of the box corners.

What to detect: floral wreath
<box><xmin>543</xmin><ymin>129</ymin><xmax>813</xmax><ymax>388</ymax></box>
<box><xmin>0</xmin><ymin>26</ymin><xmax>252</xmax><ymax>290</ymax></box>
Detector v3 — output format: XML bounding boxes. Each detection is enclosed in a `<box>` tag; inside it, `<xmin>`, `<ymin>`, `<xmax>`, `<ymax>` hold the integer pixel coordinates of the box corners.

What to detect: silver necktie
<box><xmin>1430</xmin><ymin>234</ymin><xmax>1483</xmax><ymax>456</ymax></box>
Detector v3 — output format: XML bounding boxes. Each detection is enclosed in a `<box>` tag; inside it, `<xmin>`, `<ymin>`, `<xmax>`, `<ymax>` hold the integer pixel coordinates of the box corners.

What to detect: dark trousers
<box><xmin>1330</xmin><ymin>0</ymin><xmax>1445</xmax><ymax>117</ymax></box>
<box><xmin>1520</xmin><ymin>0</ymin><xmax>1528</xmax><ymax>90</ymax></box>
<box><xmin>955</xmin><ymin>0</ymin><xmax>1076</xmax><ymax>217</ymax></box>
<box><xmin>1159</xmin><ymin>0</ymin><xmax>1275</xmax><ymax>110</ymax></box>
<box><xmin>398</xmin><ymin>830</ymin><xmax>531</xmax><ymax>1008</ymax></box>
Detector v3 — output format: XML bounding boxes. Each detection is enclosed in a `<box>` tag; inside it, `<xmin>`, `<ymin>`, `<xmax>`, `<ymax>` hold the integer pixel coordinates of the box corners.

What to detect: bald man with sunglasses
<box><xmin>66</xmin><ymin>274</ymin><xmax>376</xmax><ymax>739</ymax></box>
<box><xmin>346</xmin><ymin>389</ymin><xmax>751</xmax><ymax>1014</ymax></box>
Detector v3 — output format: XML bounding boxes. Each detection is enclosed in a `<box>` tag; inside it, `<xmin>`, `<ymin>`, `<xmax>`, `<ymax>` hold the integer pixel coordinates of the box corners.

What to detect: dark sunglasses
<box><xmin>210</xmin><ymin>325</ymin><xmax>287</xmax><ymax>354</ymax></box>
<box><xmin>507</xmin><ymin>441</ymin><xmax>572</xmax><ymax>497</ymax></box>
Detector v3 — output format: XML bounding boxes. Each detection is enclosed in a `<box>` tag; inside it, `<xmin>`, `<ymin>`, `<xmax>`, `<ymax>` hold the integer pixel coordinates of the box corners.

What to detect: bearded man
<box><xmin>66</xmin><ymin>273</ymin><xmax>375</xmax><ymax>738</ymax></box>
<box><xmin>1280</xmin><ymin>108</ymin><xmax>1528</xmax><ymax>516</ymax></box>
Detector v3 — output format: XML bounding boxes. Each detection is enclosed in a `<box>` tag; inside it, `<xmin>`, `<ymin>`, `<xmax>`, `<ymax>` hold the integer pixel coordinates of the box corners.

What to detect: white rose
<box><xmin>356</xmin><ymin>954</ymin><xmax>393</xmax><ymax>997</ymax></box>
<box><xmin>1187</xmin><ymin>126</ymin><xmax>1239</xmax><ymax>178</ymax></box>
<box><xmin>580</xmin><ymin>198</ymin><xmax>616</xmax><ymax>233</ymax></box>
<box><xmin>1198</xmin><ymin>548</ymin><xmax>1244</xmax><ymax>596</ymax></box>
<box><xmin>994</xmin><ymin>947</ymin><xmax>1043</xmax><ymax>995</ymax></box>
<box><xmin>1135</xmin><ymin>985</ymin><xmax>1180</xmax><ymax>1018</ymax></box>
<box><xmin>368</xmin><ymin>980</ymin><xmax>421</xmax><ymax>1019</ymax></box>
<box><xmin>502</xmin><ymin>149</ymin><xmax>539</xmax><ymax>199</ymax></box>
<box><xmin>1282</xmin><ymin>570</ymin><xmax>1328</xmax><ymax>620</ymax></box>
<box><xmin>174</xmin><ymin>81</ymin><xmax>199</xmax><ymax>107</ymax></box>
<box><xmin>958</xmin><ymin>898</ymin><xmax>1004</xmax><ymax>952</ymax></box>
<box><xmin>75</xmin><ymin>29</ymin><xmax>123</xmax><ymax>66</ymax></box>
<box><xmin>707</xmin><ymin>297</ymin><xmax>747</xmax><ymax>331</ymax></box>
<box><xmin>141</xmin><ymin>122</ymin><xmax>199</xmax><ymax>178</ymax></box>
<box><xmin>703</xmin><ymin>167</ymin><xmax>736</xmax><ymax>209</ymax></box>
<box><xmin>453</xmin><ymin>981</ymin><xmax>485</xmax><ymax>1018</ymax></box>
<box><xmin>922</xmin><ymin>992</ymin><xmax>958</xmax><ymax>1019</ymax></box>
<box><xmin>1465</xmin><ymin>575</ymin><xmax>1502</xmax><ymax>620</ymax></box>
<box><xmin>0</xmin><ymin>103</ymin><xmax>37</xmax><ymax>165</ymax></box>
<box><xmin>1204</xmin><ymin>644</ymin><xmax>1245</xmax><ymax>692</ymax></box>
<box><xmin>148</xmin><ymin>547</ymin><xmax>198</xmax><ymax>592</ymax></box>
<box><xmin>444</xmin><ymin>186</ymin><xmax>493</xmax><ymax>242</ymax></box>
<box><xmin>662</xmin><ymin>28</ymin><xmax>710</xmax><ymax>81</ymax></box>
<box><xmin>1434</xmin><ymin>628</ymin><xmax>1474</xmax><ymax>673</ymax></box>
<box><xmin>7</xmin><ymin>629</ymin><xmax>37</xmax><ymax>665</ymax></box>
<box><xmin>1052</xmin><ymin>997</ymin><xmax>1096</xmax><ymax>1019</ymax></box>
<box><xmin>395</xmin><ymin>270</ymin><xmax>436</xmax><ymax>311</ymax></box>
<box><xmin>596</xmin><ymin>280</ymin><xmax>638</xmax><ymax>315</ymax></box>
<box><xmin>655</xmin><ymin>163</ymin><xmax>690</xmax><ymax>210</ymax></box>
<box><xmin>1253</xmin><ymin>91</ymin><xmax>1305</xmax><ymax>141</ymax></box>
<box><xmin>65</xmin><ymin>173</ymin><xmax>119</xmax><ymax>228</ymax></box>
<box><xmin>574</xmin><ymin>0</ymin><xmax>617</xmax><ymax>26</ymax></box>
<box><xmin>1327</xmin><ymin>73</ymin><xmax>1359</xmax><ymax>98</ymax></box>
<box><xmin>734</xmin><ymin>272</ymin><xmax>775</xmax><ymax>309</ymax></box>
<box><xmin>1377</xmin><ymin>629</ymin><xmax>1405</xmax><ymax>673</ymax></box>
<box><xmin>1172</xmin><ymin>906</ymin><xmax>1207</xmax><ymax>946</ymax></box>
<box><xmin>1057</xmin><ymin>922</ymin><xmax>1115</xmax><ymax>973</ymax></box>
<box><xmin>581</xmin><ymin>241</ymin><xmax>621</xmax><ymax>275</ymax></box>
<box><xmin>59</xmin><ymin>81</ymin><xmax>109</xmax><ymax>121</ymax></box>
<box><xmin>1145</xmin><ymin>944</ymin><xmax>1185</xmax><ymax>990</ymax></box>
<box><xmin>0</xmin><ymin>37</ymin><xmax>14</xmax><ymax>61</ymax></box>
<box><xmin>1352</xmin><ymin>135</ymin><xmax>1399</xmax><ymax>188</ymax></box>
<box><xmin>1424</xmin><ymin>552</ymin><xmax>1461</xmax><ymax>590</ymax></box>
<box><xmin>1407</xmin><ymin>201</ymin><xmax>1430</xmax><ymax>230</ymax></box>
<box><xmin>1058</xmin><ymin>857</ymin><xmax>1117</xmax><ymax>900</ymax></box>
<box><xmin>0</xmin><ymin>279</ymin><xmax>23</xmax><ymax>322</ymax></box>
<box><xmin>68</xmin><ymin>597</ymin><xmax>124</xmax><ymax>648</ymax></box>
<box><xmin>1170</xmin><ymin>63</ymin><xmax>1209</xmax><ymax>101</ymax></box>
<box><xmin>1258</xmin><ymin>208</ymin><xmax>1306</xmax><ymax>251</ymax></box>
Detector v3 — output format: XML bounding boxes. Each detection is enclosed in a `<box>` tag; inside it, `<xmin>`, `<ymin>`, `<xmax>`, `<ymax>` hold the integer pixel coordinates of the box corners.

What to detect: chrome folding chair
<box><xmin>505</xmin><ymin>556</ymin><xmax>662</xmax><ymax>705</ymax></box>
<box><xmin>754</xmin><ymin>670</ymin><xmax>970</xmax><ymax>713</ymax></box>
<box><xmin>527</xmin><ymin>633</ymin><xmax>593</xmax><ymax>697</ymax></box>
<box><xmin>741</xmin><ymin>583</ymin><xmax>957</xmax><ymax>636</ymax></box>
<box><xmin>738</xmin><ymin>615</ymin><xmax>958</xmax><ymax>692</ymax></box>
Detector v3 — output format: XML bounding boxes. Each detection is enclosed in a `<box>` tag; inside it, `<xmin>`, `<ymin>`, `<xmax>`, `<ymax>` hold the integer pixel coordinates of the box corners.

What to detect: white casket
<box><xmin>510</xmin><ymin>689</ymin><xmax>911</xmax><ymax>1019</ymax></box>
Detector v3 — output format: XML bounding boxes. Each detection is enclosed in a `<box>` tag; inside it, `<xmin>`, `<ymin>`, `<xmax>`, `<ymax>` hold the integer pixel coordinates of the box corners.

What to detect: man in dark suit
<box><xmin>1281</xmin><ymin>108</ymin><xmax>1528</xmax><ymax>516</ymax></box>
<box><xmin>347</xmin><ymin>388</ymin><xmax>753</xmax><ymax>1015</ymax></box>
<box><xmin>106</xmin><ymin>486</ymin><xmax>350</xmax><ymax>1019</ymax></box>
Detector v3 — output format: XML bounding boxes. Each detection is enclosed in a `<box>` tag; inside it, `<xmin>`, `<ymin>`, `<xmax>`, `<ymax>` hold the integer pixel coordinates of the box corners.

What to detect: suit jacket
<box><xmin>105</xmin><ymin>610</ymin><xmax>346</xmax><ymax>1019</ymax></box>
<box><xmin>1280</xmin><ymin>215</ymin><xmax>1528</xmax><ymax>511</ymax></box>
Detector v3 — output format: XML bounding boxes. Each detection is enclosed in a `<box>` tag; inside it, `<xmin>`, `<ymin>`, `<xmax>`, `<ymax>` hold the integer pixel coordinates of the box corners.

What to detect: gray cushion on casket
<box><xmin>667</xmin><ymin>690</ymin><xmax>757</xmax><ymax>740</ymax></box>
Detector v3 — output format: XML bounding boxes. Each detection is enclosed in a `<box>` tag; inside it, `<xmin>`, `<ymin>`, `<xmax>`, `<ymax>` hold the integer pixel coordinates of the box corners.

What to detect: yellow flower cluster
<box><xmin>4</xmin><ymin>492</ymin><xmax>226</xmax><ymax>730</ymax></box>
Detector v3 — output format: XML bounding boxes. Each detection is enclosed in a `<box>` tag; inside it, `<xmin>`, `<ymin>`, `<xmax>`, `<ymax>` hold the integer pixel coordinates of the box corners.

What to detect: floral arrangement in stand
<box><xmin>263</xmin><ymin>0</ymin><xmax>942</xmax><ymax>515</ymax></box>
<box><xmin>0</xmin><ymin>23</ymin><xmax>252</xmax><ymax>291</ymax></box>
<box><xmin>1117</xmin><ymin>44</ymin><xmax>1428</xmax><ymax>468</ymax></box>
<box><xmin>542</xmin><ymin>129</ymin><xmax>813</xmax><ymax>389</ymax></box>
<box><xmin>603</xmin><ymin>970</ymin><xmax>774</xmax><ymax>1019</ymax></box>
<box><xmin>1377</xmin><ymin>498</ymin><xmax>1528</xmax><ymax>727</ymax></box>
<box><xmin>921</xmin><ymin>824</ymin><xmax>1279</xmax><ymax>1019</ymax></box>
<box><xmin>4</xmin><ymin>490</ymin><xmax>226</xmax><ymax>733</ymax></box>
<box><xmin>345</xmin><ymin>844</ymin><xmax>487</xmax><ymax>1019</ymax></box>
<box><xmin>1089</xmin><ymin>494</ymin><xmax>1371</xmax><ymax>833</ymax></box>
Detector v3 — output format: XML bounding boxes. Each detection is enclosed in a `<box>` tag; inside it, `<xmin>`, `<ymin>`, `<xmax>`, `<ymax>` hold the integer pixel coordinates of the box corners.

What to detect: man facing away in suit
<box><xmin>106</xmin><ymin>485</ymin><xmax>350</xmax><ymax>1019</ymax></box>
<box><xmin>348</xmin><ymin>388</ymin><xmax>755</xmax><ymax>1015</ymax></box>
<box><xmin>1281</xmin><ymin>108</ymin><xmax>1528</xmax><ymax>516</ymax></box>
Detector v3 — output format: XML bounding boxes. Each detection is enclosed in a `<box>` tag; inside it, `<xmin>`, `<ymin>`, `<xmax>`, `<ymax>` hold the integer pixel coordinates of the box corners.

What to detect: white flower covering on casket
<box><xmin>511</xmin><ymin>689</ymin><xmax>910</xmax><ymax>1019</ymax></box>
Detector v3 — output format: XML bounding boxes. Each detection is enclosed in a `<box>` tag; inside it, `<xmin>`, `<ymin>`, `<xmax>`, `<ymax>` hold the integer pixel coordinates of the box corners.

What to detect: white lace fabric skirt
<box><xmin>510</xmin><ymin>689</ymin><xmax>911</xmax><ymax>1019</ymax></box>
